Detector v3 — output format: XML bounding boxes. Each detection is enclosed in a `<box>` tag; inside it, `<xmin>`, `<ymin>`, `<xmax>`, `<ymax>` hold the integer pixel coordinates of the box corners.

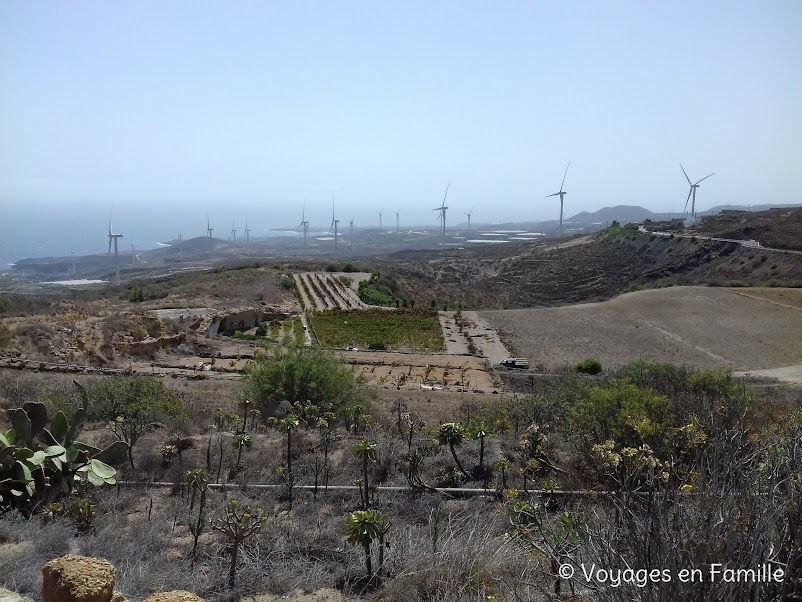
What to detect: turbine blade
<box><xmin>684</xmin><ymin>188</ymin><xmax>693</xmax><ymax>213</ymax></box>
<box><xmin>560</xmin><ymin>162</ymin><xmax>570</xmax><ymax>192</ymax></box>
<box><xmin>696</xmin><ymin>172</ymin><xmax>715</xmax><ymax>184</ymax></box>
<box><xmin>546</xmin><ymin>192</ymin><xmax>560</xmax><ymax>198</ymax></box>
<box><xmin>442</xmin><ymin>180</ymin><xmax>451</xmax><ymax>208</ymax></box>
<box><xmin>680</xmin><ymin>164</ymin><xmax>692</xmax><ymax>186</ymax></box>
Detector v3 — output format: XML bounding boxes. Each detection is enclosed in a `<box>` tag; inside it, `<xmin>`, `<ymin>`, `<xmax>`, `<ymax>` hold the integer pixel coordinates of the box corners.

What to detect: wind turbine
<box><xmin>349</xmin><ymin>218</ymin><xmax>354</xmax><ymax>239</ymax></box>
<box><xmin>680</xmin><ymin>164</ymin><xmax>715</xmax><ymax>220</ymax></box>
<box><xmin>297</xmin><ymin>202</ymin><xmax>309</xmax><ymax>247</ymax></box>
<box><xmin>378</xmin><ymin>210</ymin><xmax>383</xmax><ymax>232</ymax></box>
<box><xmin>71</xmin><ymin>249</ymin><xmax>75</xmax><ymax>274</ymax></box>
<box><xmin>230</xmin><ymin>220</ymin><xmax>237</xmax><ymax>242</ymax></box>
<box><xmin>330</xmin><ymin>197</ymin><xmax>339</xmax><ymax>254</ymax></box>
<box><xmin>433</xmin><ymin>181</ymin><xmax>450</xmax><ymax>237</ymax></box>
<box><xmin>131</xmin><ymin>242</ymin><xmax>136</xmax><ymax>266</ymax></box>
<box><xmin>464</xmin><ymin>206</ymin><xmax>474</xmax><ymax>232</ymax></box>
<box><xmin>546</xmin><ymin>162</ymin><xmax>570</xmax><ymax>239</ymax></box>
<box><xmin>244</xmin><ymin>216</ymin><xmax>251</xmax><ymax>244</ymax></box>
<box><xmin>394</xmin><ymin>210</ymin><xmax>400</xmax><ymax>233</ymax></box>
<box><xmin>107</xmin><ymin>216</ymin><xmax>123</xmax><ymax>285</ymax></box>
<box><xmin>206</xmin><ymin>212</ymin><xmax>214</xmax><ymax>255</ymax></box>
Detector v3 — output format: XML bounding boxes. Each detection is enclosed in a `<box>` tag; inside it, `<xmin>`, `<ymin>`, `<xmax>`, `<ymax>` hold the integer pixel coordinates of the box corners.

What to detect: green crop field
<box><xmin>308</xmin><ymin>308</ymin><xmax>444</xmax><ymax>352</ymax></box>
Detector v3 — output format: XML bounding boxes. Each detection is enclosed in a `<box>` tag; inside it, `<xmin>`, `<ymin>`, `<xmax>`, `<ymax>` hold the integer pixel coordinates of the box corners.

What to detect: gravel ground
<box><xmin>480</xmin><ymin>286</ymin><xmax>802</xmax><ymax>372</ymax></box>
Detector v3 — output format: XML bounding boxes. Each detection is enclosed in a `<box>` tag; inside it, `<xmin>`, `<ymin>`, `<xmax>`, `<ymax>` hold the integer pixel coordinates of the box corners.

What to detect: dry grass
<box><xmin>481</xmin><ymin>286</ymin><xmax>802</xmax><ymax>371</ymax></box>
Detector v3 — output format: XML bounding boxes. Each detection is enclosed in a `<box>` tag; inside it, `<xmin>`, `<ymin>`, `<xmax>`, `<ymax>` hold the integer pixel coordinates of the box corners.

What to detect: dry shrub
<box><xmin>376</xmin><ymin>500</ymin><xmax>535</xmax><ymax>602</ymax></box>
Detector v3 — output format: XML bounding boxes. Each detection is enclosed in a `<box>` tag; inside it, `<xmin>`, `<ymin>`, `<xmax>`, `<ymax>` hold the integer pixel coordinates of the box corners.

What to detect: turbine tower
<box><xmin>394</xmin><ymin>210</ymin><xmax>400</xmax><ymax>233</ymax></box>
<box><xmin>546</xmin><ymin>162</ymin><xmax>570</xmax><ymax>239</ymax></box>
<box><xmin>244</xmin><ymin>216</ymin><xmax>251</xmax><ymax>244</ymax></box>
<box><xmin>71</xmin><ymin>249</ymin><xmax>75</xmax><ymax>274</ymax></box>
<box><xmin>378</xmin><ymin>210</ymin><xmax>383</xmax><ymax>232</ymax></box>
<box><xmin>680</xmin><ymin>164</ymin><xmax>715</xmax><ymax>220</ymax></box>
<box><xmin>349</xmin><ymin>218</ymin><xmax>354</xmax><ymax>239</ymax></box>
<box><xmin>433</xmin><ymin>181</ymin><xmax>450</xmax><ymax>238</ymax></box>
<box><xmin>206</xmin><ymin>212</ymin><xmax>214</xmax><ymax>255</ymax></box>
<box><xmin>130</xmin><ymin>241</ymin><xmax>135</xmax><ymax>266</ymax></box>
<box><xmin>464</xmin><ymin>206</ymin><xmax>474</xmax><ymax>232</ymax></box>
<box><xmin>107</xmin><ymin>218</ymin><xmax>123</xmax><ymax>285</ymax></box>
<box><xmin>230</xmin><ymin>220</ymin><xmax>237</xmax><ymax>242</ymax></box>
<box><xmin>330</xmin><ymin>197</ymin><xmax>339</xmax><ymax>254</ymax></box>
<box><xmin>297</xmin><ymin>203</ymin><xmax>309</xmax><ymax>247</ymax></box>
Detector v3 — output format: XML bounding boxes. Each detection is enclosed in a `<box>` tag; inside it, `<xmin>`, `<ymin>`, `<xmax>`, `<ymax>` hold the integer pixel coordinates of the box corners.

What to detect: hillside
<box><xmin>372</xmin><ymin>221</ymin><xmax>802</xmax><ymax>310</ymax></box>
<box><xmin>690</xmin><ymin>207</ymin><xmax>802</xmax><ymax>251</ymax></box>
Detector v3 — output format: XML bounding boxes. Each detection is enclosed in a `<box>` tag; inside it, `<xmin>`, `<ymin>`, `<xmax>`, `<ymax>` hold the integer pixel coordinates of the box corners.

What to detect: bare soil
<box><xmin>480</xmin><ymin>286</ymin><xmax>802</xmax><ymax>372</ymax></box>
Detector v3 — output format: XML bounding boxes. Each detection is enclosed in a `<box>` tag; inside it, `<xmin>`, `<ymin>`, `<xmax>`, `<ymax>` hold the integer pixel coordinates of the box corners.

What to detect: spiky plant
<box><xmin>211</xmin><ymin>499</ymin><xmax>268</xmax><ymax>587</ymax></box>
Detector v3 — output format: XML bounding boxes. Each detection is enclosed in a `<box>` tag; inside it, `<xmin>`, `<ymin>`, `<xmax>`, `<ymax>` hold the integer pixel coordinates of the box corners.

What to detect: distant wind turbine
<box><xmin>244</xmin><ymin>216</ymin><xmax>251</xmax><ymax>244</ymax></box>
<box><xmin>378</xmin><ymin>210</ymin><xmax>383</xmax><ymax>232</ymax></box>
<box><xmin>433</xmin><ymin>181</ymin><xmax>450</xmax><ymax>237</ymax></box>
<box><xmin>546</xmin><ymin>163</ymin><xmax>570</xmax><ymax>239</ymax></box>
<box><xmin>464</xmin><ymin>206</ymin><xmax>474</xmax><ymax>232</ymax></box>
<box><xmin>130</xmin><ymin>241</ymin><xmax>136</xmax><ymax>266</ymax></box>
<box><xmin>680</xmin><ymin>164</ymin><xmax>715</xmax><ymax>220</ymax></box>
<box><xmin>230</xmin><ymin>220</ymin><xmax>237</xmax><ymax>242</ymax></box>
<box><xmin>394</xmin><ymin>210</ymin><xmax>400</xmax><ymax>233</ymax></box>
<box><xmin>71</xmin><ymin>249</ymin><xmax>75</xmax><ymax>274</ymax></box>
<box><xmin>107</xmin><ymin>213</ymin><xmax>123</xmax><ymax>285</ymax></box>
<box><xmin>206</xmin><ymin>212</ymin><xmax>214</xmax><ymax>256</ymax></box>
<box><xmin>297</xmin><ymin>202</ymin><xmax>309</xmax><ymax>247</ymax></box>
<box><xmin>330</xmin><ymin>196</ymin><xmax>339</xmax><ymax>254</ymax></box>
<box><xmin>349</xmin><ymin>218</ymin><xmax>354</xmax><ymax>239</ymax></box>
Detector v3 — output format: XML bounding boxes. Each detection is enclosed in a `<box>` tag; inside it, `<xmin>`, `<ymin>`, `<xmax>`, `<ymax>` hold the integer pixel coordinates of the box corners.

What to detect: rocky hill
<box><xmin>371</xmin><ymin>217</ymin><xmax>802</xmax><ymax>309</ymax></box>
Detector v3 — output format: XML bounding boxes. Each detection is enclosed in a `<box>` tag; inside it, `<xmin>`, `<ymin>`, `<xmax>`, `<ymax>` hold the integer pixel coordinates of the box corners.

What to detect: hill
<box><xmin>371</xmin><ymin>212</ymin><xmax>802</xmax><ymax>309</ymax></box>
<box><xmin>690</xmin><ymin>207</ymin><xmax>802</xmax><ymax>251</ymax></box>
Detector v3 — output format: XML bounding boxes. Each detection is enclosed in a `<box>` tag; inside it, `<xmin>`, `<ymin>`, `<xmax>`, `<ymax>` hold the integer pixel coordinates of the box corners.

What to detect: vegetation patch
<box><xmin>309</xmin><ymin>308</ymin><xmax>444</xmax><ymax>352</ymax></box>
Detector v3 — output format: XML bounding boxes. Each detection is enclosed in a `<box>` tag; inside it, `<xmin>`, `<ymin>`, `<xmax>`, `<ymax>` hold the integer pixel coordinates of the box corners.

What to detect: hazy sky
<box><xmin>1</xmin><ymin>1</ymin><xmax>801</xmax><ymax>260</ymax></box>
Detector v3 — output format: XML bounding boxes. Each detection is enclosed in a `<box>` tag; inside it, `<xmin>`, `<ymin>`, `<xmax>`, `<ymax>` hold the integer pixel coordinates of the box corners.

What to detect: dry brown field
<box><xmin>480</xmin><ymin>286</ymin><xmax>802</xmax><ymax>371</ymax></box>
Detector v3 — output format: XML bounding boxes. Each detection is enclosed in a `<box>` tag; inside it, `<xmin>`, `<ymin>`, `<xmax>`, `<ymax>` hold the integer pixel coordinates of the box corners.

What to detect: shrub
<box><xmin>278</xmin><ymin>275</ymin><xmax>294</xmax><ymax>291</ymax></box>
<box><xmin>367</xmin><ymin>342</ymin><xmax>387</xmax><ymax>351</ymax></box>
<box><xmin>244</xmin><ymin>343</ymin><xmax>369</xmax><ymax>417</ymax></box>
<box><xmin>576</xmin><ymin>358</ymin><xmax>602</xmax><ymax>375</ymax></box>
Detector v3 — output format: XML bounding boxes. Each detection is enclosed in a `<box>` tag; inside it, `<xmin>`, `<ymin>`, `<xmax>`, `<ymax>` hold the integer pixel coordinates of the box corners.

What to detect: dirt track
<box><xmin>480</xmin><ymin>286</ymin><xmax>802</xmax><ymax>372</ymax></box>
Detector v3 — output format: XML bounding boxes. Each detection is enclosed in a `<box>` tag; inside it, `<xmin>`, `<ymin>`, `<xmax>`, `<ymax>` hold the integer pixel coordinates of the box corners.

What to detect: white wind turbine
<box><xmin>464</xmin><ymin>206</ymin><xmax>474</xmax><ymax>232</ymax></box>
<box><xmin>680</xmin><ymin>164</ymin><xmax>715</xmax><ymax>220</ymax></box>
<box><xmin>206</xmin><ymin>212</ymin><xmax>214</xmax><ymax>255</ymax></box>
<box><xmin>433</xmin><ymin>181</ymin><xmax>450</xmax><ymax>237</ymax></box>
<box><xmin>546</xmin><ymin>162</ymin><xmax>570</xmax><ymax>239</ymax></box>
<box><xmin>107</xmin><ymin>214</ymin><xmax>123</xmax><ymax>285</ymax></box>
<box><xmin>330</xmin><ymin>196</ymin><xmax>339</xmax><ymax>254</ymax></box>
<box><xmin>394</xmin><ymin>210</ymin><xmax>400</xmax><ymax>233</ymax></box>
<box><xmin>297</xmin><ymin>202</ymin><xmax>309</xmax><ymax>247</ymax></box>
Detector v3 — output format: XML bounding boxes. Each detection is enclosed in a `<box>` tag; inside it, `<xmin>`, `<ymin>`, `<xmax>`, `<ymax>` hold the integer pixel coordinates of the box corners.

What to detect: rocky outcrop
<box><xmin>41</xmin><ymin>555</ymin><xmax>116</xmax><ymax>602</ymax></box>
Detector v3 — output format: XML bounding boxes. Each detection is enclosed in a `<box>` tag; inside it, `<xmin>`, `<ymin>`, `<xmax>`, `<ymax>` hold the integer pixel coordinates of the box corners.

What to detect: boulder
<box><xmin>42</xmin><ymin>555</ymin><xmax>116</xmax><ymax>602</ymax></box>
<box><xmin>142</xmin><ymin>592</ymin><xmax>205</xmax><ymax>602</ymax></box>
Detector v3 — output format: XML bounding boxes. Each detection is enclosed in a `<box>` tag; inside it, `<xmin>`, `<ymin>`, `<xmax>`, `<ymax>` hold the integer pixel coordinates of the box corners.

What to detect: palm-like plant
<box><xmin>344</xmin><ymin>509</ymin><xmax>391</xmax><ymax>585</ymax></box>
<box><xmin>212</xmin><ymin>499</ymin><xmax>267</xmax><ymax>587</ymax></box>
<box><xmin>354</xmin><ymin>439</ymin><xmax>378</xmax><ymax>508</ymax></box>
<box><xmin>437</xmin><ymin>422</ymin><xmax>469</xmax><ymax>478</ymax></box>
<box><xmin>232</xmin><ymin>433</ymin><xmax>252</xmax><ymax>470</ymax></box>
<box><xmin>278</xmin><ymin>415</ymin><xmax>300</xmax><ymax>508</ymax></box>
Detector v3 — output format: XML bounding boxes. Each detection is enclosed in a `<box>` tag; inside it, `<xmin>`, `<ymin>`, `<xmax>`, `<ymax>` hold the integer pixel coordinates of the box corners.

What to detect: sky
<box><xmin>1</xmin><ymin>1</ymin><xmax>801</xmax><ymax>262</ymax></box>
